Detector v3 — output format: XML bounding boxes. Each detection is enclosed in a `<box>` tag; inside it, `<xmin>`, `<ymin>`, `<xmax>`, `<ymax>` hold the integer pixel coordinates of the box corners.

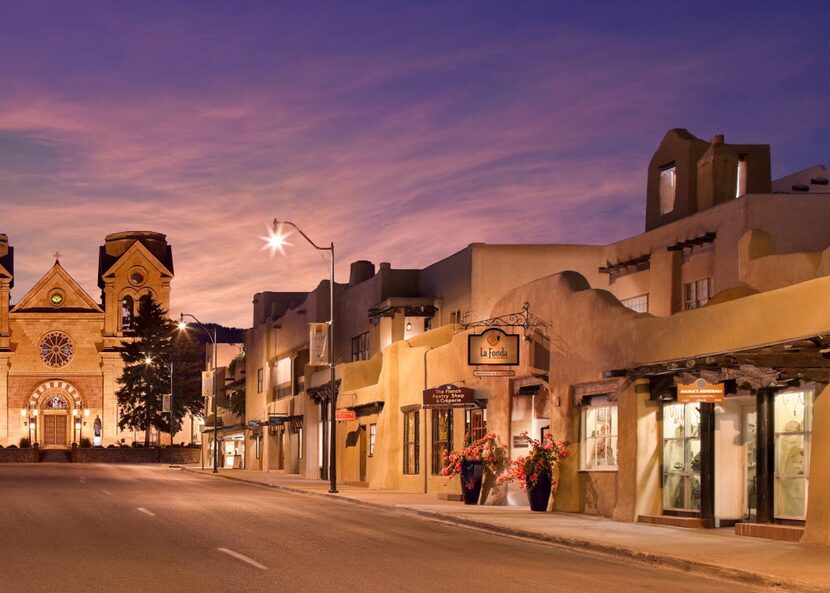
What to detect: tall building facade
<box><xmin>0</xmin><ymin>231</ymin><xmax>174</xmax><ymax>447</ymax></box>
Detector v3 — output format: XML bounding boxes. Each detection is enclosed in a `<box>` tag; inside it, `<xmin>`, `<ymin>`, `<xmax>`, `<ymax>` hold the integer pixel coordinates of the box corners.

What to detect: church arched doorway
<box><xmin>29</xmin><ymin>380</ymin><xmax>84</xmax><ymax>449</ymax></box>
<box><xmin>40</xmin><ymin>394</ymin><xmax>70</xmax><ymax>447</ymax></box>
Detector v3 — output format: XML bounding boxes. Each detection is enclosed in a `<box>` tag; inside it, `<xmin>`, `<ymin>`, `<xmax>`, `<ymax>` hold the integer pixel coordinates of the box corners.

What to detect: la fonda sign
<box><xmin>468</xmin><ymin>328</ymin><xmax>520</xmax><ymax>366</ymax></box>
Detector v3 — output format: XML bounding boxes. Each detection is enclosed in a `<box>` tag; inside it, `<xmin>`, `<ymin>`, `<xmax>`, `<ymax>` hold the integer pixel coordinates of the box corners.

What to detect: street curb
<box><xmin>179</xmin><ymin>467</ymin><xmax>819</xmax><ymax>593</ymax></box>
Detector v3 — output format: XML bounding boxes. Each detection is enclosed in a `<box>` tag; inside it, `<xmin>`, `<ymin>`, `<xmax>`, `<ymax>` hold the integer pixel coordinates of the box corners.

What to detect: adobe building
<box><xmin>0</xmin><ymin>231</ymin><xmax>195</xmax><ymax>448</ymax></box>
<box><xmin>240</xmin><ymin>129</ymin><xmax>830</xmax><ymax>543</ymax></box>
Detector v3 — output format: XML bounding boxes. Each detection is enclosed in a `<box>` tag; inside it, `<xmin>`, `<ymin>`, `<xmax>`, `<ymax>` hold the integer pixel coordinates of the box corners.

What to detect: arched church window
<box><xmin>43</xmin><ymin>395</ymin><xmax>69</xmax><ymax>410</ymax></box>
<box><xmin>121</xmin><ymin>296</ymin><xmax>134</xmax><ymax>331</ymax></box>
<box><xmin>39</xmin><ymin>331</ymin><xmax>74</xmax><ymax>368</ymax></box>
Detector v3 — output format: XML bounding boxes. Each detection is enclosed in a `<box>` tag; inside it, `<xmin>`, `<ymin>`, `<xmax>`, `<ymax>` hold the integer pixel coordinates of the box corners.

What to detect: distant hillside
<box><xmin>182</xmin><ymin>322</ymin><xmax>246</xmax><ymax>345</ymax></box>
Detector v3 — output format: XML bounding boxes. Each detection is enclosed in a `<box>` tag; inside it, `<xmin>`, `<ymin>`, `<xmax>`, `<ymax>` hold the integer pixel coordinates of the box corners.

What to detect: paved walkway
<box><xmin>180</xmin><ymin>466</ymin><xmax>830</xmax><ymax>592</ymax></box>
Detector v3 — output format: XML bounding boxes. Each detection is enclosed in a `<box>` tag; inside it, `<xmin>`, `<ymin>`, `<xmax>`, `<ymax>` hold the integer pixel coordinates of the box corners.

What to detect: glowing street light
<box><xmin>260</xmin><ymin>222</ymin><xmax>292</xmax><ymax>257</ymax></box>
<box><xmin>180</xmin><ymin>313</ymin><xmax>218</xmax><ymax>473</ymax></box>
<box><xmin>264</xmin><ymin>218</ymin><xmax>338</xmax><ymax>493</ymax></box>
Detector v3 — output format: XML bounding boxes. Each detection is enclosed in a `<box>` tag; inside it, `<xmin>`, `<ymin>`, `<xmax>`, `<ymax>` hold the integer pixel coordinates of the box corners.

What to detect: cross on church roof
<box><xmin>53</xmin><ymin>251</ymin><xmax>61</xmax><ymax>264</ymax></box>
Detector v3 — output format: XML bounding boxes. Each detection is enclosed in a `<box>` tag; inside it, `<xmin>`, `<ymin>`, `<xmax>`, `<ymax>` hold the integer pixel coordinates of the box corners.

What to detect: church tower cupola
<box><xmin>98</xmin><ymin>231</ymin><xmax>174</xmax><ymax>336</ymax></box>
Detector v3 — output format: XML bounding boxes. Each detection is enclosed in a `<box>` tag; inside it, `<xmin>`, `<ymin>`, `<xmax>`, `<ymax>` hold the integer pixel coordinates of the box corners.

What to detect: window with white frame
<box><xmin>620</xmin><ymin>294</ymin><xmax>649</xmax><ymax>313</ymax></box>
<box><xmin>684</xmin><ymin>277</ymin><xmax>713</xmax><ymax>310</ymax></box>
<box><xmin>659</xmin><ymin>164</ymin><xmax>677</xmax><ymax>214</ymax></box>
<box><xmin>580</xmin><ymin>396</ymin><xmax>618</xmax><ymax>470</ymax></box>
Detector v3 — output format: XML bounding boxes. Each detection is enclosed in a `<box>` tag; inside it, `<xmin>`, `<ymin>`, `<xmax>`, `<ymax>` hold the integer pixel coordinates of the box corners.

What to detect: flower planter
<box><xmin>526</xmin><ymin>469</ymin><xmax>552</xmax><ymax>512</ymax></box>
<box><xmin>460</xmin><ymin>460</ymin><xmax>484</xmax><ymax>505</ymax></box>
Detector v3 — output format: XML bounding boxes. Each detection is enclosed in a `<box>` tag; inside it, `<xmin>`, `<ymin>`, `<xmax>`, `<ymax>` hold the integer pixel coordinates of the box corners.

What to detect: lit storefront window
<box><xmin>403</xmin><ymin>411</ymin><xmax>419</xmax><ymax>474</ymax></box>
<box><xmin>774</xmin><ymin>389</ymin><xmax>814</xmax><ymax>520</ymax></box>
<box><xmin>663</xmin><ymin>402</ymin><xmax>701</xmax><ymax>512</ymax></box>
<box><xmin>431</xmin><ymin>409</ymin><xmax>453</xmax><ymax>475</ymax></box>
<box><xmin>580</xmin><ymin>397</ymin><xmax>618</xmax><ymax>470</ymax></box>
<box><xmin>464</xmin><ymin>408</ymin><xmax>486</xmax><ymax>442</ymax></box>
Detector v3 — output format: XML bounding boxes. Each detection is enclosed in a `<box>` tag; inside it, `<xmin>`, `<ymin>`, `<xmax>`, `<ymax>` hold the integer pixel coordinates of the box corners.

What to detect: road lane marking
<box><xmin>217</xmin><ymin>548</ymin><xmax>269</xmax><ymax>570</ymax></box>
<box><xmin>79</xmin><ymin>479</ymin><xmax>86</xmax><ymax>484</ymax></box>
<box><xmin>101</xmin><ymin>490</ymin><xmax>111</xmax><ymax>495</ymax></box>
<box><xmin>137</xmin><ymin>507</ymin><xmax>156</xmax><ymax>517</ymax></box>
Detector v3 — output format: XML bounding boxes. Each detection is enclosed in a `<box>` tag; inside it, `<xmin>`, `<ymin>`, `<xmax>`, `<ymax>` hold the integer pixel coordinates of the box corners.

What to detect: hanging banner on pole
<box><xmin>201</xmin><ymin>371</ymin><xmax>213</xmax><ymax>397</ymax></box>
<box><xmin>162</xmin><ymin>394</ymin><xmax>172</xmax><ymax>413</ymax></box>
<box><xmin>309</xmin><ymin>322</ymin><xmax>329</xmax><ymax>366</ymax></box>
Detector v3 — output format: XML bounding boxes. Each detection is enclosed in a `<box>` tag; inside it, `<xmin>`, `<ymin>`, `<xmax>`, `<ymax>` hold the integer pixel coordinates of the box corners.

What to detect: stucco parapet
<box><xmin>632</xmin><ymin>274</ymin><xmax>830</xmax><ymax>365</ymax></box>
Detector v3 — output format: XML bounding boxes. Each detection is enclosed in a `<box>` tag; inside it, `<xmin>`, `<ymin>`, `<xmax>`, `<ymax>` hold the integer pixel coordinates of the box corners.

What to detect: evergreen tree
<box><xmin>117</xmin><ymin>297</ymin><xmax>203</xmax><ymax>445</ymax></box>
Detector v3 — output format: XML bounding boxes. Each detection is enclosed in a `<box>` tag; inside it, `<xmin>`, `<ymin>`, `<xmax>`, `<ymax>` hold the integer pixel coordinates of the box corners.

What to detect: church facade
<box><xmin>0</xmin><ymin>231</ymin><xmax>175</xmax><ymax>447</ymax></box>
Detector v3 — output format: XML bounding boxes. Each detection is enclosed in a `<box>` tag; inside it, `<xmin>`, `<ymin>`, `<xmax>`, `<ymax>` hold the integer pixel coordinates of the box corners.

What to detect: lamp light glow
<box><xmin>260</xmin><ymin>222</ymin><xmax>292</xmax><ymax>257</ymax></box>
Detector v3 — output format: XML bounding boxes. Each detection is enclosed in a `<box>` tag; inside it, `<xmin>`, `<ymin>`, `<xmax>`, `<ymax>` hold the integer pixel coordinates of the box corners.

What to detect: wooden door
<box><xmin>43</xmin><ymin>415</ymin><xmax>67</xmax><ymax>446</ymax></box>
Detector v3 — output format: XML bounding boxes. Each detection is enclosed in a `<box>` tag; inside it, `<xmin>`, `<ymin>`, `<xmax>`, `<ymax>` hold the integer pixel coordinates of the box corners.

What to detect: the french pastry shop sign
<box><xmin>423</xmin><ymin>384</ymin><xmax>475</xmax><ymax>408</ymax></box>
<box><xmin>677</xmin><ymin>378</ymin><xmax>725</xmax><ymax>403</ymax></box>
<box><xmin>468</xmin><ymin>328</ymin><xmax>520</xmax><ymax>366</ymax></box>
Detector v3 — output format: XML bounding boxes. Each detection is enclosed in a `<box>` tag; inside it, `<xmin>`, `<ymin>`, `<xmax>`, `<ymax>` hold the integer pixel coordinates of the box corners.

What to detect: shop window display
<box><xmin>580</xmin><ymin>397</ymin><xmax>618</xmax><ymax>470</ymax></box>
<box><xmin>774</xmin><ymin>389</ymin><xmax>813</xmax><ymax>520</ymax></box>
<box><xmin>663</xmin><ymin>402</ymin><xmax>701</xmax><ymax>512</ymax></box>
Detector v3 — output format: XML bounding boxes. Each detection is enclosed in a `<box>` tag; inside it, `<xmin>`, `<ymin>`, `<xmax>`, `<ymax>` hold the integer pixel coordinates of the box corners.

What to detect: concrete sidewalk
<box><xmin>180</xmin><ymin>466</ymin><xmax>829</xmax><ymax>592</ymax></box>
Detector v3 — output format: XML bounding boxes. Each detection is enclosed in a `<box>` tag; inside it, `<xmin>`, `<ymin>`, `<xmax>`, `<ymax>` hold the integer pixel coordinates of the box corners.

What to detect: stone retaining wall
<box><xmin>0</xmin><ymin>448</ymin><xmax>40</xmax><ymax>463</ymax></box>
<box><xmin>70</xmin><ymin>447</ymin><xmax>201</xmax><ymax>464</ymax></box>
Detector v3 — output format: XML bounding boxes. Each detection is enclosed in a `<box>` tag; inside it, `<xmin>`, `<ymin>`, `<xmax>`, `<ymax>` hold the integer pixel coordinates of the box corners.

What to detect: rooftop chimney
<box><xmin>711</xmin><ymin>134</ymin><xmax>725</xmax><ymax>146</ymax></box>
<box><xmin>349</xmin><ymin>260</ymin><xmax>375</xmax><ymax>286</ymax></box>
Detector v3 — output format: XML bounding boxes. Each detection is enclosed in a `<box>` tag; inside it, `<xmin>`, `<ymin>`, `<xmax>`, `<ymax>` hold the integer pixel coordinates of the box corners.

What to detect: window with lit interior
<box><xmin>659</xmin><ymin>164</ymin><xmax>677</xmax><ymax>214</ymax></box>
<box><xmin>580</xmin><ymin>396</ymin><xmax>618</xmax><ymax>470</ymax></box>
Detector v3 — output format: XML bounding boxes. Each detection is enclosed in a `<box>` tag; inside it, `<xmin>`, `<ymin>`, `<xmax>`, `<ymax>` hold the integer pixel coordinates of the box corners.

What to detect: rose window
<box><xmin>39</xmin><ymin>331</ymin><xmax>74</xmax><ymax>368</ymax></box>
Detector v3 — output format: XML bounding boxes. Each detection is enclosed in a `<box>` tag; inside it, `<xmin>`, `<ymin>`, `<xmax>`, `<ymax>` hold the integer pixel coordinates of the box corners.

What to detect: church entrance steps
<box><xmin>39</xmin><ymin>449</ymin><xmax>70</xmax><ymax>463</ymax></box>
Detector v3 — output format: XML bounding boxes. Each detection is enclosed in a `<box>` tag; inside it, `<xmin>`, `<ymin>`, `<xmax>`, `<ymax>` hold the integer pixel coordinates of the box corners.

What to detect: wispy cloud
<box><xmin>0</xmin><ymin>2</ymin><xmax>828</xmax><ymax>326</ymax></box>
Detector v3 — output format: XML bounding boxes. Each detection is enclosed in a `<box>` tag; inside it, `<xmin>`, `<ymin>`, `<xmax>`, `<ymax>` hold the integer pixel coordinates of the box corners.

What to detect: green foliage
<box><xmin>116</xmin><ymin>297</ymin><xmax>204</xmax><ymax>444</ymax></box>
<box><xmin>80</xmin><ymin>437</ymin><xmax>92</xmax><ymax>448</ymax></box>
<box><xmin>19</xmin><ymin>437</ymin><xmax>31</xmax><ymax>448</ymax></box>
<box><xmin>223</xmin><ymin>376</ymin><xmax>246</xmax><ymax>417</ymax></box>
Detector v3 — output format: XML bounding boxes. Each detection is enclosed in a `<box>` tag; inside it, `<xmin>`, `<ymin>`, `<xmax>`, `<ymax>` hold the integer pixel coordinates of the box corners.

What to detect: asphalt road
<box><xmin>0</xmin><ymin>464</ymin><xmax>770</xmax><ymax>593</ymax></box>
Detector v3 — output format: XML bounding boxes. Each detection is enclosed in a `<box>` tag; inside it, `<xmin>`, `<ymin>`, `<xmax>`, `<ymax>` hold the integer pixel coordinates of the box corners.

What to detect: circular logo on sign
<box><xmin>486</xmin><ymin>332</ymin><xmax>501</xmax><ymax>347</ymax></box>
<box><xmin>695</xmin><ymin>378</ymin><xmax>706</xmax><ymax>388</ymax></box>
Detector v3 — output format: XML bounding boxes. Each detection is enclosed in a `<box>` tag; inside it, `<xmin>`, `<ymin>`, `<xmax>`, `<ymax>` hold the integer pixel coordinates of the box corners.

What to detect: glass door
<box><xmin>774</xmin><ymin>390</ymin><xmax>814</xmax><ymax>520</ymax></box>
<box><xmin>663</xmin><ymin>402</ymin><xmax>702</xmax><ymax>512</ymax></box>
<box><xmin>743</xmin><ymin>406</ymin><xmax>757</xmax><ymax>521</ymax></box>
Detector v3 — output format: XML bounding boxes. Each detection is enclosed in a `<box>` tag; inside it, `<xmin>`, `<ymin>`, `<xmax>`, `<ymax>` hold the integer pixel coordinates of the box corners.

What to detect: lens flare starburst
<box><xmin>260</xmin><ymin>223</ymin><xmax>292</xmax><ymax>257</ymax></box>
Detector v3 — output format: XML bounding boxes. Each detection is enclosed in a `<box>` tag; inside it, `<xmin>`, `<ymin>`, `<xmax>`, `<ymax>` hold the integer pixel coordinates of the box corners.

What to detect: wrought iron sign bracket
<box><xmin>460</xmin><ymin>302</ymin><xmax>550</xmax><ymax>338</ymax></box>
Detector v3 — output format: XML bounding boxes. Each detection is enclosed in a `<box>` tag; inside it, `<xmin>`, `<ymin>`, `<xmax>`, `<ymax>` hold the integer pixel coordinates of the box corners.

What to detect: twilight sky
<box><xmin>1</xmin><ymin>1</ymin><xmax>828</xmax><ymax>327</ymax></box>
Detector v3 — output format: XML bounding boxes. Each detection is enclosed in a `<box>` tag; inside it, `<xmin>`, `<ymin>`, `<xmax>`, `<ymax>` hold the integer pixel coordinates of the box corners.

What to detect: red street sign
<box><xmin>335</xmin><ymin>409</ymin><xmax>356</xmax><ymax>422</ymax></box>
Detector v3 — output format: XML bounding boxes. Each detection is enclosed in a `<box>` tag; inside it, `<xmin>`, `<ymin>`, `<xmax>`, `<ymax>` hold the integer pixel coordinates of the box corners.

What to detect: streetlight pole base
<box><xmin>328</xmin><ymin>488</ymin><xmax>338</xmax><ymax>494</ymax></box>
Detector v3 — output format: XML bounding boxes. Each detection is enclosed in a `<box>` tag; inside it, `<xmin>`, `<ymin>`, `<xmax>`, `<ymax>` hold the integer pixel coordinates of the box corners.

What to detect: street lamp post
<box><xmin>144</xmin><ymin>355</ymin><xmax>175</xmax><ymax>448</ymax></box>
<box><xmin>179</xmin><ymin>314</ymin><xmax>218</xmax><ymax>473</ymax></box>
<box><xmin>265</xmin><ymin>218</ymin><xmax>338</xmax><ymax>493</ymax></box>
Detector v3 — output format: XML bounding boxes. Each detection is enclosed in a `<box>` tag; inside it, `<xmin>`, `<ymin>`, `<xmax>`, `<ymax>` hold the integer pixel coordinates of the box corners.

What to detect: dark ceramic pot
<box><xmin>460</xmin><ymin>460</ymin><xmax>484</xmax><ymax>505</ymax></box>
<box><xmin>526</xmin><ymin>469</ymin><xmax>552</xmax><ymax>512</ymax></box>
